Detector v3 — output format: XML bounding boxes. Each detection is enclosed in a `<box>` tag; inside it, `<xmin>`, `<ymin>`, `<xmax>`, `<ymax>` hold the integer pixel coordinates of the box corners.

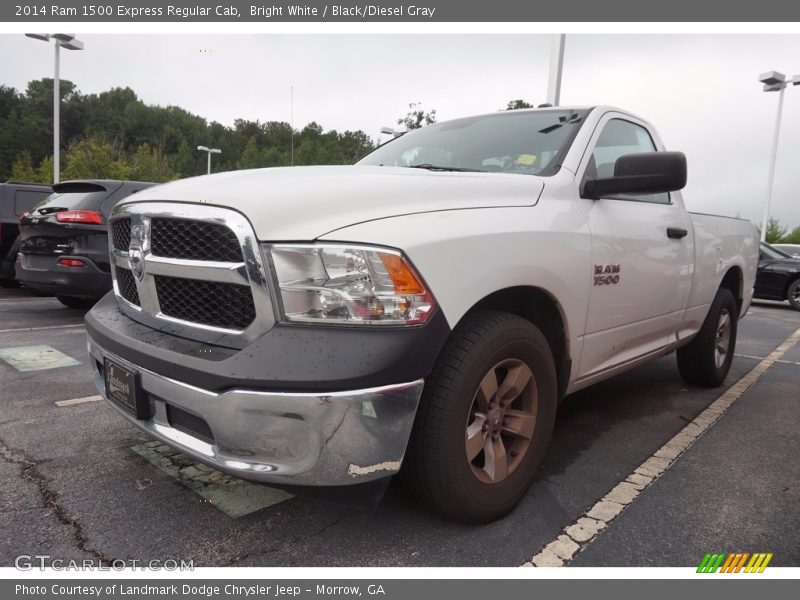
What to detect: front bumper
<box><xmin>88</xmin><ymin>337</ymin><xmax>424</xmax><ymax>486</ymax></box>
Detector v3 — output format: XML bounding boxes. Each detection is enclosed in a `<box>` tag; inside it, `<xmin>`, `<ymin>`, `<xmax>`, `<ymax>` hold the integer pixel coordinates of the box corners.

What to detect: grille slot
<box><xmin>151</xmin><ymin>218</ymin><xmax>243</xmax><ymax>263</ymax></box>
<box><xmin>155</xmin><ymin>275</ymin><xmax>255</xmax><ymax>330</ymax></box>
<box><xmin>115</xmin><ymin>267</ymin><xmax>140</xmax><ymax>306</ymax></box>
<box><xmin>166</xmin><ymin>404</ymin><xmax>214</xmax><ymax>443</ymax></box>
<box><xmin>111</xmin><ymin>218</ymin><xmax>131</xmax><ymax>251</ymax></box>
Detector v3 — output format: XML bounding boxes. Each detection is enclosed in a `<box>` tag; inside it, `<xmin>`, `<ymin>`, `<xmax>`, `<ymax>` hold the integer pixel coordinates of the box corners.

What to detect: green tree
<box><xmin>129</xmin><ymin>143</ymin><xmax>179</xmax><ymax>182</ymax></box>
<box><xmin>398</xmin><ymin>102</ymin><xmax>436</xmax><ymax>130</ymax></box>
<box><xmin>62</xmin><ymin>137</ymin><xmax>131</xmax><ymax>180</ymax></box>
<box><xmin>780</xmin><ymin>225</ymin><xmax>800</xmax><ymax>244</ymax></box>
<box><xmin>167</xmin><ymin>138</ymin><xmax>201</xmax><ymax>178</ymax></box>
<box><xmin>236</xmin><ymin>136</ymin><xmax>264</xmax><ymax>170</ymax></box>
<box><xmin>504</xmin><ymin>99</ymin><xmax>535</xmax><ymax>110</ymax></box>
<box><xmin>36</xmin><ymin>155</ymin><xmax>54</xmax><ymax>185</ymax></box>
<box><xmin>9</xmin><ymin>151</ymin><xmax>38</xmax><ymax>182</ymax></box>
<box><xmin>765</xmin><ymin>217</ymin><xmax>787</xmax><ymax>244</ymax></box>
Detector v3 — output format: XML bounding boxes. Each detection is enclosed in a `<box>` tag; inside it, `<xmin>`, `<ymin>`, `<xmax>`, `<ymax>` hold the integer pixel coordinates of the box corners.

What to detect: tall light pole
<box><xmin>197</xmin><ymin>146</ymin><xmax>221</xmax><ymax>175</ymax></box>
<box><xmin>25</xmin><ymin>33</ymin><xmax>84</xmax><ymax>184</ymax></box>
<box><xmin>290</xmin><ymin>85</ymin><xmax>294</xmax><ymax>166</ymax></box>
<box><xmin>546</xmin><ymin>34</ymin><xmax>566</xmax><ymax>107</ymax></box>
<box><xmin>758</xmin><ymin>71</ymin><xmax>799</xmax><ymax>242</ymax></box>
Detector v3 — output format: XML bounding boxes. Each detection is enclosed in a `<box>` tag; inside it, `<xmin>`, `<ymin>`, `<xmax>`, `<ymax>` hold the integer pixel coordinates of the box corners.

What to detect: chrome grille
<box><xmin>115</xmin><ymin>267</ymin><xmax>139</xmax><ymax>306</ymax></box>
<box><xmin>151</xmin><ymin>218</ymin><xmax>243</xmax><ymax>262</ymax></box>
<box><xmin>108</xmin><ymin>203</ymin><xmax>275</xmax><ymax>348</ymax></box>
<box><xmin>155</xmin><ymin>276</ymin><xmax>255</xmax><ymax>330</ymax></box>
<box><xmin>111</xmin><ymin>218</ymin><xmax>131</xmax><ymax>251</ymax></box>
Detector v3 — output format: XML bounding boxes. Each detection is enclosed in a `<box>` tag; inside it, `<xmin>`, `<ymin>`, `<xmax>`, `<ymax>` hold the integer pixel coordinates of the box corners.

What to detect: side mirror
<box><xmin>582</xmin><ymin>151</ymin><xmax>687</xmax><ymax>200</ymax></box>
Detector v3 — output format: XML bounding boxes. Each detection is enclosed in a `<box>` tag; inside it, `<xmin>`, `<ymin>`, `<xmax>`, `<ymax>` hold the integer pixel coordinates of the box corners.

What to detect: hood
<box><xmin>769</xmin><ymin>259</ymin><xmax>800</xmax><ymax>271</ymax></box>
<box><xmin>122</xmin><ymin>165</ymin><xmax>544</xmax><ymax>240</ymax></box>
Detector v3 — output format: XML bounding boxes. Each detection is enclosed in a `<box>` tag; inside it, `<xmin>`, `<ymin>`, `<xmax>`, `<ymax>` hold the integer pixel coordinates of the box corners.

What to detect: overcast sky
<box><xmin>1</xmin><ymin>33</ymin><xmax>799</xmax><ymax>229</ymax></box>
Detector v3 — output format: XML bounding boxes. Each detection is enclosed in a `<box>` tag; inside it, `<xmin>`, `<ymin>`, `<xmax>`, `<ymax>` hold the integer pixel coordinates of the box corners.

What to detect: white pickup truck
<box><xmin>85</xmin><ymin>106</ymin><xmax>759</xmax><ymax>522</ymax></box>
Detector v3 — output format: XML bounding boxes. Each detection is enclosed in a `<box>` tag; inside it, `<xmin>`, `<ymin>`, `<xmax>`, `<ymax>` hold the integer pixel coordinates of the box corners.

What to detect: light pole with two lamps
<box><xmin>24</xmin><ymin>33</ymin><xmax>84</xmax><ymax>184</ymax></box>
<box><xmin>197</xmin><ymin>146</ymin><xmax>222</xmax><ymax>175</ymax></box>
<box><xmin>758</xmin><ymin>70</ymin><xmax>799</xmax><ymax>243</ymax></box>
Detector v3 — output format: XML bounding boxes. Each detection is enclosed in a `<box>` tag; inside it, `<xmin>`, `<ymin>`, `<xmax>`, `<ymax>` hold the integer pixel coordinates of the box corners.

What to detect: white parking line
<box><xmin>55</xmin><ymin>395</ymin><xmax>102</xmax><ymax>407</ymax></box>
<box><xmin>0</xmin><ymin>324</ymin><xmax>85</xmax><ymax>333</ymax></box>
<box><xmin>736</xmin><ymin>353</ymin><xmax>800</xmax><ymax>367</ymax></box>
<box><xmin>524</xmin><ymin>326</ymin><xmax>800</xmax><ymax>567</ymax></box>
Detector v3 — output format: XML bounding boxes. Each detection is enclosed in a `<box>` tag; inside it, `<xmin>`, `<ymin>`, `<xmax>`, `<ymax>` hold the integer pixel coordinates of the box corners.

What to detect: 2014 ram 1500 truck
<box><xmin>85</xmin><ymin>106</ymin><xmax>759</xmax><ymax>522</ymax></box>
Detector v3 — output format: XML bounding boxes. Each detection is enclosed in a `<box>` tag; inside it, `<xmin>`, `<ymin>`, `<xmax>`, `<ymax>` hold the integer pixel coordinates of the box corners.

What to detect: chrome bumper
<box><xmin>88</xmin><ymin>337</ymin><xmax>424</xmax><ymax>486</ymax></box>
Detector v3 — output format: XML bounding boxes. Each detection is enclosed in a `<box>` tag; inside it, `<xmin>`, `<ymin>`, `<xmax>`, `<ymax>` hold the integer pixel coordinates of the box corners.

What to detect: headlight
<box><xmin>266</xmin><ymin>244</ymin><xmax>436</xmax><ymax>325</ymax></box>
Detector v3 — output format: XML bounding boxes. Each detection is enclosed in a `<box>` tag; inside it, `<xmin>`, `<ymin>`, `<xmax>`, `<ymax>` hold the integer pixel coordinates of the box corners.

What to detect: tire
<box><xmin>402</xmin><ymin>309</ymin><xmax>557</xmax><ymax>523</ymax></box>
<box><xmin>787</xmin><ymin>279</ymin><xmax>800</xmax><ymax>311</ymax></box>
<box><xmin>0</xmin><ymin>278</ymin><xmax>20</xmax><ymax>288</ymax></box>
<box><xmin>677</xmin><ymin>287</ymin><xmax>738</xmax><ymax>387</ymax></box>
<box><xmin>57</xmin><ymin>295</ymin><xmax>96</xmax><ymax>309</ymax></box>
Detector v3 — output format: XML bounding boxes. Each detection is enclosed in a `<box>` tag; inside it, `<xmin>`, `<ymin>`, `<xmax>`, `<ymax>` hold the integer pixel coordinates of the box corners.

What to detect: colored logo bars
<box><xmin>697</xmin><ymin>552</ymin><xmax>773</xmax><ymax>573</ymax></box>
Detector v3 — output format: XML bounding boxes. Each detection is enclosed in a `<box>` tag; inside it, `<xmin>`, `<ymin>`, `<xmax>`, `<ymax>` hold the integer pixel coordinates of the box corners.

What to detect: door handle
<box><xmin>667</xmin><ymin>227</ymin><xmax>688</xmax><ymax>239</ymax></box>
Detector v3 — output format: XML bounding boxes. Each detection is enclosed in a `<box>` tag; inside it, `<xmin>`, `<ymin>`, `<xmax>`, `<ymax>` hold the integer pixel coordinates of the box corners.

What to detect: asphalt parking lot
<box><xmin>1</xmin><ymin>286</ymin><xmax>798</xmax><ymax>568</ymax></box>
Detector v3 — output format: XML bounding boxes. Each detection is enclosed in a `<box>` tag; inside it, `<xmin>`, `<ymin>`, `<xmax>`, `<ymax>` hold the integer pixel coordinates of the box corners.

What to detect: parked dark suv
<box><xmin>754</xmin><ymin>242</ymin><xmax>800</xmax><ymax>311</ymax></box>
<box><xmin>16</xmin><ymin>179</ymin><xmax>155</xmax><ymax>307</ymax></box>
<box><xmin>0</xmin><ymin>181</ymin><xmax>53</xmax><ymax>287</ymax></box>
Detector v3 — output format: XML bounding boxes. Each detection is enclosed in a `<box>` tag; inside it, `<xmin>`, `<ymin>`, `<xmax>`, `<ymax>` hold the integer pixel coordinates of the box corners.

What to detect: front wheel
<box><xmin>402</xmin><ymin>310</ymin><xmax>557</xmax><ymax>523</ymax></box>
<box><xmin>787</xmin><ymin>279</ymin><xmax>800</xmax><ymax>311</ymax></box>
<box><xmin>677</xmin><ymin>287</ymin><xmax>738</xmax><ymax>387</ymax></box>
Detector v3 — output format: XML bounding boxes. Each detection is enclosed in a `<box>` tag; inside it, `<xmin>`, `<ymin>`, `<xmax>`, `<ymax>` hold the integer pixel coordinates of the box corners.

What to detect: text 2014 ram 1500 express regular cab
<box><xmin>85</xmin><ymin>106</ymin><xmax>758</xmax><ymax>522</ymax></box>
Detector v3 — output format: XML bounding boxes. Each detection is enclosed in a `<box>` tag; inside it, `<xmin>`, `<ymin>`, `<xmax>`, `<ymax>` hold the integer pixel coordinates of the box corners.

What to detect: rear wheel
<box><xmin>57</xmin><ymin>295</ymin><xmax>96</xmax><ymax>309</ymax></box>
<box><xmin>677</xmin><ymin>287</ymin><xmax>738</xmax><ymax>387</ymax></box>
<box><xmin>0</xmin><ymin>278</ymin><xmax>20</xmax><ymax>288</ymax></box>
<box><xmin>787</xmin><ymin>279</ymin><xmax>800</xmax><ymax>311</ymax></box>
<box><xmin>402</xmin><ymin>310</ymin><xmax>557</xmax><ymax>523</ymax></box>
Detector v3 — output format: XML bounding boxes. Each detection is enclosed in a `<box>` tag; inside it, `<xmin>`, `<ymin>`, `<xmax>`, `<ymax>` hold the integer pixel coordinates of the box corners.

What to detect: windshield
<box><xmin>358</xmin><ymin>109</ymin><xmax>589</xmax><ymax>176</ymax></box>
<box><xmin>761</xmin><ymin>242</ymin><xmax>794</xmax><ymax>260</ymax></box>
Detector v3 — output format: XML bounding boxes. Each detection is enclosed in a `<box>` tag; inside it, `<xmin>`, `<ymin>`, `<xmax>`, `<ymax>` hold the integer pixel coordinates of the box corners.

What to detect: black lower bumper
<box><xmin>85</xmin><ymin>293</ymin><xmax>451</xmax><ymax>393</ymax></box>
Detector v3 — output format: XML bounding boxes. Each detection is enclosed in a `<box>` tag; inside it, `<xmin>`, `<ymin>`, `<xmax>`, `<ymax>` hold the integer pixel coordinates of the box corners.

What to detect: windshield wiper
<box><xmin>407</xmin><ymin>163</ymin><xmax>485</xmax><ymax>172</ymax></box>
<box><xmin>36</xmin><ymin>207</ymin><xmax>68</xmax><ymax>215</ymax></box>
<box><xmin>539</xmin><ymin>112</ymin><xmax>583</xmax><ymax>134</ymax></box>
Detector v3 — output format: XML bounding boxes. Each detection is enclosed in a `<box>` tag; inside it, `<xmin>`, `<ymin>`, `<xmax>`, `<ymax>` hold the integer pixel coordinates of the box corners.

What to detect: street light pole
<box><xmin>25</xmin><ymin>33</ymin><xmax>84</xmax><ymax>184</ymax></box>
<box><xmin>758</xmin><ymin>71</ymin><xmax>799</xmax><ymax>243</ymax></box>
<box><xmin>546</xmin><ymin>34</ymin><xmax>566</xmax><ymax>107</ymax></box>
<box><xmin>197</xmin><ymin>146</ymin><xmax>222</xmax><ymax>175</ymax></box>
<box><xmin>763</xmin><ymin>84</ymin><xmax>785</xmax><ymax>243</ymax></box>
<box><xmin>54</xmin><ymin>40</ymin><xmax>60</xmax><ymax>183</ymax></box>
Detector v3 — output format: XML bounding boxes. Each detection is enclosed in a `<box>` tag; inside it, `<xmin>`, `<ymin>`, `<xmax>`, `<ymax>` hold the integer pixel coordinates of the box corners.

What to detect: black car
<box><xmin>0</xmin><ymin>181</ymin><xmax>53</xmax><ymax>287</ymax></box>
<box><xmin>16</xmin><ymin>179</ymin><xmax>155</xmax><ymax>308</ymax></box>
<box><xmin>754</xmin><ymin>241</ymin><xmax>800</xmax><ymax>311</ymax></box>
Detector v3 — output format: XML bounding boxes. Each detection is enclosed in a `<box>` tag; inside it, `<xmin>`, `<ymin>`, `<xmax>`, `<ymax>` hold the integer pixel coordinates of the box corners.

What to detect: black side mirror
<box><xmin>582</xmin><ymin>151</ymin><xmax>687</xmax><ymax>200</ymax></box>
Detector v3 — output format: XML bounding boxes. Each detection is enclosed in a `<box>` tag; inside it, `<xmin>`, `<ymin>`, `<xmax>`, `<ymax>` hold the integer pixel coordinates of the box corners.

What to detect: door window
<box><xmin>584</xmin><ymin>119</ymin><xmax>670</xmax><ymax>204</ymax></box>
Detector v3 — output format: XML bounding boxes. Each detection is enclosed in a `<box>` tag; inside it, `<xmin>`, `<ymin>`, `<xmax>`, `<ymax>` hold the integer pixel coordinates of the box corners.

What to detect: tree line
<box><xmin>0</xmin><ymin>79</ymin><xmax>376</xmax><ymax>183</ymax></box>
<box><xmin>0</xmin><ymin>82</ymin><xmax>542</xmax><ymax>185</ymax></box>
